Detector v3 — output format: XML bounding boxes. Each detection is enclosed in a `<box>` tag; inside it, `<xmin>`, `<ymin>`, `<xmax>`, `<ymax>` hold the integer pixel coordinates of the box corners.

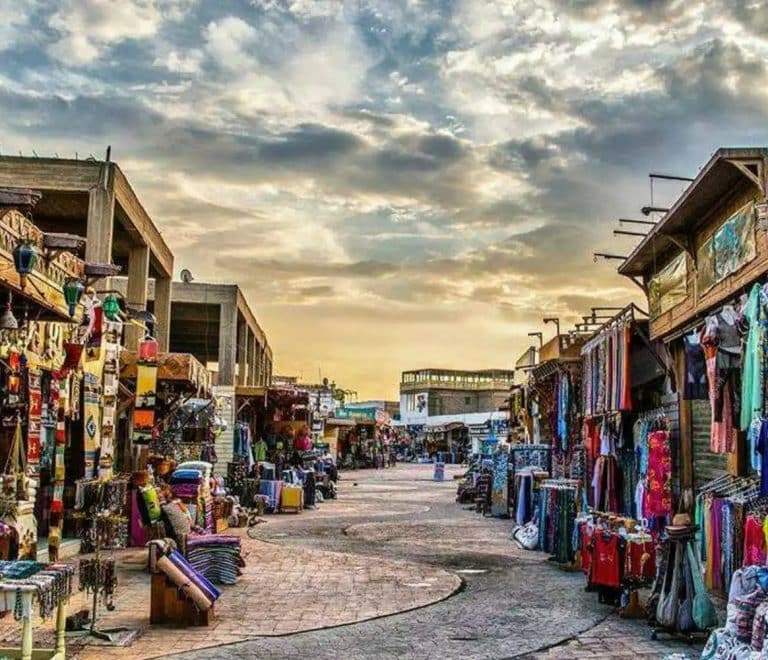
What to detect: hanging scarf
<box><xmin>133</xmin><ymin>337</ymin><xmax>159</xmax><ymax>444</ymax></box>
<box><xmin>99</xmin><ymin>321</ymin><xmax>122</xmax><ymax>478</ymax></box>
<box><xmin>26</xmin><ymin>367</ymin><xmax>42</xmax><ymax>473</ymax></box>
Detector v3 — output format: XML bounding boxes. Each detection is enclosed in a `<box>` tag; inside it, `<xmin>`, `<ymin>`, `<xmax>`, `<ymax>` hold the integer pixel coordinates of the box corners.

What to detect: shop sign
<box><xmin>335</xmin><ymin>407</ymin><xmax>377</xmax><ymax>422</ymax></box>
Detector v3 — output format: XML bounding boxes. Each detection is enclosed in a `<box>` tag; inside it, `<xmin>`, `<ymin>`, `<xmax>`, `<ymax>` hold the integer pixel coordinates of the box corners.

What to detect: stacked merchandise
<box><xmin>169</xmin><ymin>468</ymin><xmax>212</xmax><ymax>532</ymax></box>
<box><xmin>702</xmin><ymin>565</ymin><xmax>768</xmax><ymax>656</ymax></box>
<box><xmin>185</xmin><ymin>534</ymin><xmax>242</xmax><ymax>585</ymax></box>
<box><xmin>149</xmin><ymin>539</ymin><xmax>221</xmax><ymax>613</ymax></box>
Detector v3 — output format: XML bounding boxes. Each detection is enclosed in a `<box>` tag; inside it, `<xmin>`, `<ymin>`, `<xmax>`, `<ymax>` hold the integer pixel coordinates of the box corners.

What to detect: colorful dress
<box><xmin>643</xmin><ymin>430</ymin><xmax>672</xmax><ymax>516</ymax></box>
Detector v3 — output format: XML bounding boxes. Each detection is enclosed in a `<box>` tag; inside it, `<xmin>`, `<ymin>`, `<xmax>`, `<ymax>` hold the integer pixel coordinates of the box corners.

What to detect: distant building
<box><xmin>399</xmin><ymin>368</ymin><xmax>515</xmax><ymax>426</ymax></box>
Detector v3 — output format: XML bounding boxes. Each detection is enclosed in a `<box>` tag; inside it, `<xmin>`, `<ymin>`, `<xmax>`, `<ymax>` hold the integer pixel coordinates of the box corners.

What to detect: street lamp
<box><xmin>543</xmin><ymin>317</ymin><xmax>560</xmax><ymax>337</ymax></box>
<box><xmin>528</xmin><ymin>332</ymin><xmax>543</xmax><ymax>347</ymax></box>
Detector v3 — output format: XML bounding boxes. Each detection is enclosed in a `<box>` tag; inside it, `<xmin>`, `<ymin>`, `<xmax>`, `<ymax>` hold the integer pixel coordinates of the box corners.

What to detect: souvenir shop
<box><xmin>229</xmin><ymin>386</ymin><xmax>332</xmax><ymax>513</ymax></box>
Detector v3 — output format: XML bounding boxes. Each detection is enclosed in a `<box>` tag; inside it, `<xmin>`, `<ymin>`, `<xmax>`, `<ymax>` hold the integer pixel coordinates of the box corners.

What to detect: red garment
<box><xmin>620</xmin><ymin>324</ymin><xmax>632</xmax><ymax>411</ymax></box>
<box><xmin>581</xmin><ymin>525</ymin><xmax>593</xmax><ymax>575</ymax></box>
<box><xmin>643</xmin><ymin>430</ymin><xmax>672</xmax><ymax>516</ymax></box>
<box><xmin>591</xmin><ymin>532</ymin><xmax>622</xmax><ymax>588</ymax></box>
<box><xmin>744</xmin><ymin>515</ymin><xmax>767</xmax><ymax>567</ymax></box>
<box><xmin>625</xmin><ymin>539</ymin><xmax>656</xmax><ymax>579</ymax></box>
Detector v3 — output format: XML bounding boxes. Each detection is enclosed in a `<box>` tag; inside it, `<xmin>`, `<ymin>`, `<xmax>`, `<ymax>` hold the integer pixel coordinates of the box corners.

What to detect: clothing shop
<box><xmin>229</xmin><ymin>386</ymin><xmax>335</xmax><ymax>513</ymax></box>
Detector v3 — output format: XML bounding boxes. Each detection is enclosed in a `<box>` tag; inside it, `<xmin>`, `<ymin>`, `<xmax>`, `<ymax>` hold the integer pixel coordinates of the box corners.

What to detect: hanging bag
<box><xmin>677</xmin><ymin>541</ymin><xmax>696</xmax><ymax>632</ymax></box>
<box><xmin>687</xmin><ymin>542</ymin><xmax>719</xmax><ymax>630</ymax></box>
<box><xmin>656</xmin><ymin>540</ymin><xmax>682</xmax><ymax>629</ymax></box>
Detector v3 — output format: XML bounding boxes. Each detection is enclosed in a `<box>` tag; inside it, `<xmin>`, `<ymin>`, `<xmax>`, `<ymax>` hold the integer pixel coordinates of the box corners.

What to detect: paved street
<box><xmin>167</xmin><ymin>464</ymin><xmax>701</xmax><ymax>660</ymax></box>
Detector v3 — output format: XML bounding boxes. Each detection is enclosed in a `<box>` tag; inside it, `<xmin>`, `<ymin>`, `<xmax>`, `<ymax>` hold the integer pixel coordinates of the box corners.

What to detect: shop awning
<box><xmin>120</xmin><ymin>351</ymin><xmax>212</xmax><ymax>394</ymax></box>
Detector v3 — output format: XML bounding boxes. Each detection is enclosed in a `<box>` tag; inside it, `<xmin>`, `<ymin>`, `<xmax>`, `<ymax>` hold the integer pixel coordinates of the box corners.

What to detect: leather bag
<box><xmin>656</xmin><ymin>540</ymin><xmax>682</xmax><ymax>628</ymax></box>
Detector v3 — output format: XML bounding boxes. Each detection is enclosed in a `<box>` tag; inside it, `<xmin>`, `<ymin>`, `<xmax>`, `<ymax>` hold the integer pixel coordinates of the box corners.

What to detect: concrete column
<box><xmin>124</xmin><ymin>245</ymin><xmax>150</xmax><ymax>350</ymax></box>
<box><xmin>248</xmin><ymin>332</ymin><xmax>258</xmax><ymax>386</ymax></box>
<box><xmin>154</xmin><ymin>276</ymin><xmax>172</xmax><ymax>352</ymax></box>
<box><xmin>236</xmin><ymin>320</ymin><xmax>248</xmax><ymax>386</ymax></box>
<box><xmin>218</xmin><ymin>303</ymin><xmax>238</xmax><ymax>386</ymax></box>
<box><xmin>85</xmin><ymin>164</ymin><xmax>115</xmax><ymax>265</ymax></box>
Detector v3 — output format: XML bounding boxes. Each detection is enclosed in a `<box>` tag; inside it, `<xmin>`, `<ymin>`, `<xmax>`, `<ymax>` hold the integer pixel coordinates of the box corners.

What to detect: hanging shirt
<box><xmin>741</xmin><ymin>284</ymin><xmax>765</xmax><ymax>430</ymax></box>
<box><xmin>756</xmin><ymin>421</ymin><xmax>768</xmax><ymax>494</ymax></box>
<box><xmin>253</xmin><ymin>439</ymin><xmax>268</xmax><ymax>463</ymax></box>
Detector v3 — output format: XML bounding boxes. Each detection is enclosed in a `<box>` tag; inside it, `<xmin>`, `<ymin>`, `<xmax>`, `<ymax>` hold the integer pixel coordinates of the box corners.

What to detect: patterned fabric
<box><xmin>752</xmin><ymin>601</ymin><xmax>768</xmax><ymax>652</ymax></box>
<box><xmin>643</xmin><ymin>430</ymin><xmax>672</xmax><ymax>516</ymax></box>
<box><xmin>26</xmin><ymin>368</ymin><xmax>42</xmax><ymax>472</ymax></box>
<box><xmin>725</xmin><ymin>588</ymin><xmax>767</xmax><ymax>644</ymax></box>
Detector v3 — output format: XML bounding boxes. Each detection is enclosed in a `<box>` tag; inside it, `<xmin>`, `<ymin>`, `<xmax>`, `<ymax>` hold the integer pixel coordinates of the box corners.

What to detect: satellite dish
<box><xmin>180</xmin><ymin>269</ymin><xmax>194</xmax><ymax>283</ymax></box>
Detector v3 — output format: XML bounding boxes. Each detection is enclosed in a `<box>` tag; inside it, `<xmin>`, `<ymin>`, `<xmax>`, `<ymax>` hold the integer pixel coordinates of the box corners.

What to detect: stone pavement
<box><xmin>0</xmin><ymin>464</ymin><xmax>707</xmax><ymax>658</ymax></box>
<box><xmin>170</xmin><ymin>464</ymin><xmax>704</xmax><ymax>660</ymax></box>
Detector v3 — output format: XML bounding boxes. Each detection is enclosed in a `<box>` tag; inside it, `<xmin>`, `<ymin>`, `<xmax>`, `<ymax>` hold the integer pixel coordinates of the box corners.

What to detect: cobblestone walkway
<box><xmin>167</xmin><ymin>464</ymin><xmax>703</xmax><ymax>660</ymax></box>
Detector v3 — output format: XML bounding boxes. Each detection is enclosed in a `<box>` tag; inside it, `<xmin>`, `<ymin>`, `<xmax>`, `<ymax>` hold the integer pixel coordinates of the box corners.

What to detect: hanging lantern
<box><xmin>62</xmin><ymin>277</ymin><xmax>85</xmax><ymax>317</ymax></box>
<box><xmin>12</xmin><ymin>239</ymin><xmax>38</xmax><ymax>288</ymax></box>
<box><xmin>102</xmin><ymin>294</ymin><xmax>121</xmax><ymax>321</ymax></box>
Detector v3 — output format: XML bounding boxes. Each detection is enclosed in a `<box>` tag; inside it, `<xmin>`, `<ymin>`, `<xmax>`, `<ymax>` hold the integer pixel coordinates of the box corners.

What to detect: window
<box><xmin>465</xmin><ymin>396</ymin><xmax>471</xmax><ymax>405</ymax></box>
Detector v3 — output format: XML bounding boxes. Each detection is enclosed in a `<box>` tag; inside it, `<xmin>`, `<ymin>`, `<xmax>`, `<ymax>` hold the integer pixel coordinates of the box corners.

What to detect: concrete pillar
<box><xmin>218</xmin><ymin>302</ymin><xmax>238</xmax><ymax>386</ymax></box>
<box><xmin>248</xmin><ymin>332</ymin><xmax>258</xmax><ymax>386</ymax></box>
<box><xmin>236</xmin><ymin>320</ymin><xmax>248</xmax><ymax>386</ymax></box>
<box><xmin>154</xmin><ymin>277</ymin><xmax>172</xmax><ymax>352</ymax></box>
<box><xmin>124</xmin><ymin>245</ymin><xmax>150</xmax><ymax>350</ymax></box>
<box><xmin>85</xmin><ymin>163</ymin><xmax>115</xmax><ymax>265</ymax></box>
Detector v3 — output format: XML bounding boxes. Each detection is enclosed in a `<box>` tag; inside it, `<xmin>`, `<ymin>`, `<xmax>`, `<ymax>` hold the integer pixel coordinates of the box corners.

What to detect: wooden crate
<box><xmin>150</xmin><ymin>573</ymin><xmax>213</xmax><ymax>627</ymax></box>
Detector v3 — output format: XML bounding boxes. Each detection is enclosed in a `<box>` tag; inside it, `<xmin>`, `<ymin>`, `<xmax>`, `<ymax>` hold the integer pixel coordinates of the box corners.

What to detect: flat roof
<box><xmin>0</xmin><ymin>156</ymin><xmax>173</xmax><ymax>278</ymax></box>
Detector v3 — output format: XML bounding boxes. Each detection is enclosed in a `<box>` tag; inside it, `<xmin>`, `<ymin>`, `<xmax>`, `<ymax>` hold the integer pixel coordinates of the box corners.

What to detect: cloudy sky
<box><xmin>1</xmin><ymin>0</ymin><xmax>767</xmax><ymax>398</ymax></box>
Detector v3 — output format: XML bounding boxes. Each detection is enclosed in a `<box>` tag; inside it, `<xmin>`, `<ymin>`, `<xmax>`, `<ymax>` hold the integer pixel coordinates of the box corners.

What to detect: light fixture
<box><xmin>62</xmin><ymin>277</ymin><xmax>85</xmax><ymax>317</ymax></box>
<box><xmin>0</xmin><ymin>293</ymin><xmax>17</xmax><ymax>330</ymax></box>
<box><xmin>12</xmin><ymin>239</ymin><xmax>38</xmax><ymax>289</ymax></box>
<box><xmin>102</xmin><ymin>293</ymin><xmax>122</xmax><ymax>321</ymax></box>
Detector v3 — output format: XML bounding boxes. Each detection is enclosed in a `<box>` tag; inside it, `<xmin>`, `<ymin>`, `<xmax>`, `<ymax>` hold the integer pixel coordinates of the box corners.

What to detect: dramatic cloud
<box><xmin>1</xmin><ymin>0</ymin><xmax>767</xmax><ymax>396</ymax></box>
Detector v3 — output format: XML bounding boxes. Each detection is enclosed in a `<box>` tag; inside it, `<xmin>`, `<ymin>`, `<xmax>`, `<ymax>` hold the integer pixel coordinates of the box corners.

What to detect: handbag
<box><xmin>513</xmin><ymin>521</ymin><xmax>539</xmax><ymax>550</ymax></box>
<box><xmin>656</xmin><ymin>540</ymin><xmax>682</xmax><ymax>628</ymax></box>
<box><xmin>687</xmin><ymin>542</ymin><xmax>719</xmax><ymax>631</ymax></box>
<box><xmin>677</xmin><ymin>541</ymin><xmax>696</xmax><ymax>632</ymax></box>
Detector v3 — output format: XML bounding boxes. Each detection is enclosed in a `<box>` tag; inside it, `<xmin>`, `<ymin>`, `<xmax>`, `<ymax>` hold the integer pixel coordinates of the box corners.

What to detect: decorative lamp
<box><xmin>62</xmin><ymin>277</ymin><xmax>85</xmax><ymax>317</ymax></box>
<box><xmin>102</xmin><ymin>294</ymin><xmax>121</xmax><ymax>321</ymax></box>
<box><xmin>12</xmin><ymin>239</ymin><xmax>38</xmax><ymax>288</ymax></box>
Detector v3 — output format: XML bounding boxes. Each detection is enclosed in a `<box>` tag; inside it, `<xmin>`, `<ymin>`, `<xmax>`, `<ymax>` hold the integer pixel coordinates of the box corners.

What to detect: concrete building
<box><xmin>399</xmin><ymin>368</ymin><xmax>515</xmax><ymax>426</ymax></box>
<box><xmin>114</xmin><ymin>279</ymin><xmax>272</xmax><ymax>387</ymax></box>
<box><xmin>0</xmin><ymin>156</ymin><xmax>175</xmax><ymax>350</ymax></box>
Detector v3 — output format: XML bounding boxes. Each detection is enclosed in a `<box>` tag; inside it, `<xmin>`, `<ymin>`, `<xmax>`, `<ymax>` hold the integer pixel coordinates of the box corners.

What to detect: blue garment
<box><xmin>756</xmin><ymin>419</ymin><xmax>768</xmax><ymax>495</ymax></box>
